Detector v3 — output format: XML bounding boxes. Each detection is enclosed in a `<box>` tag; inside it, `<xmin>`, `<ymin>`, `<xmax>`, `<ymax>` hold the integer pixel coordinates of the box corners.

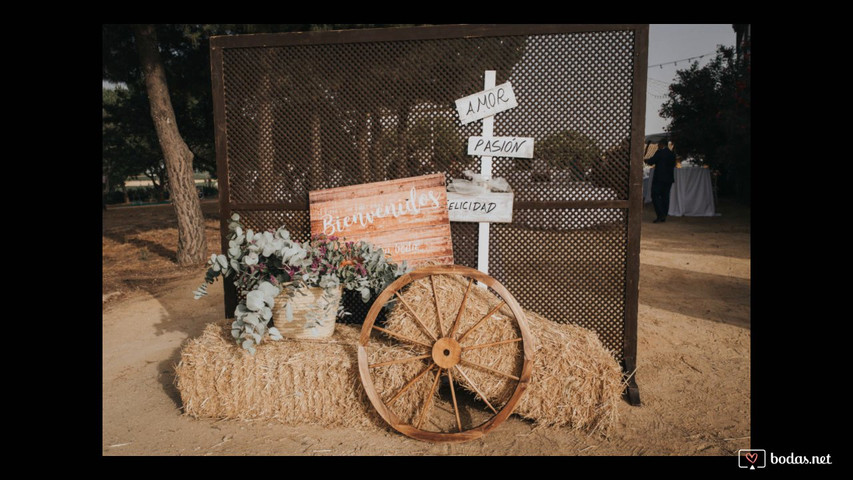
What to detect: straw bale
<box><xmin>176</xmin><ymin>273</ymin><xmax>624</xmax><ymax>434</ymax></box>
<box><xmin>175</xmin><ymin>321</ymin><xmax>430</xmax><ymax>429</ymax></box>
<box><xmin>383</xmin><ymin>273</ymin><xmax>624</xmax><ymax>434</ymax></box>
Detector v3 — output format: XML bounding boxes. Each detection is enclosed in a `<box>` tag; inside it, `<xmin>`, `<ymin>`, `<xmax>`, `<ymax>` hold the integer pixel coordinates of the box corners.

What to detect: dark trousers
<box><xmin>651</xmin><ymin>182</ymin><xmax>672</xmax><ymax>220</ymax></box>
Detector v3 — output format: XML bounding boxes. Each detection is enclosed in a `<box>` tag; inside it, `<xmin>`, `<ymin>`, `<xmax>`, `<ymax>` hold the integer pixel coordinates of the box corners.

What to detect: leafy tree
<box><xmin>594</xmin><ymin>137</ymin><xmax>631</xmax><ymax>193</ymax></box>
<box><xmin>102</xmin><ymin>24</ymin><xmax>526</xmax><ymax>263</ymax></box>
<box><xmin>259</xmin><ymin>29</ymin><xmax>524</xmax><ymax>183</ymax></box>
<box><xmin>535</xmin><ymin>129</ymin><xmax>601</xmax><ymax>181</ymax></box>
<box><xmin>103</xmin><ymin>24</ymin><xmax>431</xmax><ymax>184</ymax></box>
<box><xmin>103</xmin><ymin>88</ymin><xmax>129</xmax><ymax>202</ymax></box>
<box><xmin>660</xmin><ymin>45</ymin><xmax>750</xmax><ymax>201</ymax></box>
<box><xmin>103</xmin><ymin>24</ymin><xmax>230</xmax><ymax>178</ymax></box>
<box><xmin>103</xmin><ymin>86</ymin><xmax>169</xmax><ymax>201</ymax></box>
<box><xmin>405</xmin><ymin>113</ymin><xmax>466</xmax><ymax>177</ymax></box>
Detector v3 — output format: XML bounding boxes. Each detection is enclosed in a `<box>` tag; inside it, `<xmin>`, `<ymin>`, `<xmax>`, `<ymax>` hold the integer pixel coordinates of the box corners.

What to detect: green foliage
<box><xmin>104</xmin><ymin>187</ymin><xmax>170</xmax><ymax>204</ymax></box>
<box><xmin>405</xmin><ymin>114</ymin><xmax>466</xmax><ymax>177</ymax></box>
<box><xmin>194</xmin><ymin>213</ymin><xmax>408</xmax><ymax>353</ymax></box>
<box><xmin>102</xmin><ymin>86</ymin><xmax>167</xmax><ymax>196</ymax></box>
<box><xmin>102</xmin><ymin>23</ymin><xmax>525</xmax><ymax>186</ymax></box>
<box><xmin>660</xmin><ymin>46</ymin><xmax>750</xmax><ymax>200</ymax></box>
<box><xmin>337</xmin><ymin>240</ymin><xmax>409</xmax><ymax>304</ymax></box>
<box><xmin>102</xmin><ymin>24</ymin><xmax>431</xmax><ymax>187</ymax></box>
<box><xmin>103</xmin><ymin>25</ymin><xmax>221</xmax><ymax>182</ymax></box>
<box><xmin>535</xmin><ymin>130</ymin><xmax>601</xmax><ymax>179</ymax></box>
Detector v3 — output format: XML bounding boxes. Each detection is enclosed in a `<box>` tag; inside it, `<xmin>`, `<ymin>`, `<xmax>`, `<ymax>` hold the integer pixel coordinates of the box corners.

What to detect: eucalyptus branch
<box><xmin>194</xmin><ymin>213</ymin><xmax>409</xmax><ymax>353</ymax></box>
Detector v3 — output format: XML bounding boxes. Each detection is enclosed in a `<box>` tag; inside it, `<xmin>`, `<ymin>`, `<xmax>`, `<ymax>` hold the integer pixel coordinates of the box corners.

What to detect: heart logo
<box><xmin>745</xmin><ymin>453</ymin><xmax>758</xmax><ymax>464</ymax></box>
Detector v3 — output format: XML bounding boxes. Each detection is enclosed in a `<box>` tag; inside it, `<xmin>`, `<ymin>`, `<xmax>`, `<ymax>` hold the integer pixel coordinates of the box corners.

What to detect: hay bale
<box><xmin>384</xmin><ymin>274</ymin><xmax>624</xmax><ymax>434</ymax></box>
<box><xmin>175</xmin><ymin>322</ymin><xmax>430</xmax><ymax>428</ymax></box>
<box><xmin>176</xmin><ymin>274</ymin><xmax>623</xmax><ymax>435</ymax></box>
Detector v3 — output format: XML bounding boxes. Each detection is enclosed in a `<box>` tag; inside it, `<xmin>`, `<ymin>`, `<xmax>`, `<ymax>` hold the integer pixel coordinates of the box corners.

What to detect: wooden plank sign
<box><xmin>447</xmin><ymin>191</ymin><xmax>514</xmax><ymax>223</ymax></box>
<box><xmin>467</xmin><ymin>136</ymin><xmax>534</xmax><ymax>159</ymax></box>
<box><xmin>309</xmin><ymin>174</ymin><xmax>454</xmax><ymax>268</ymax></box>
<box><xmin>454</xmin><ymin>81</ymin><xmax>518</xmax><ymax>125</ymax></box>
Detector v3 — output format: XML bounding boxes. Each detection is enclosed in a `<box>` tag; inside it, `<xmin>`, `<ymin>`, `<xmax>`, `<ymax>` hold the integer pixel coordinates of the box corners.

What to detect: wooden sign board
<box><xmin>447</xmin><ymin>191</ymin><xmax>514</xmax><ymax>223</ymax></box>
<box><xmin>467</xmin><ymin>136</ymin><xmax>534</xmax><ymax>159</ymax></box>
<box><xmin>309</xmin><ymin>174</ymin><xmax>454</xmax><ymax>268</ymax></box>
<box><xmin>454</xmin><ymin>81</ymin><xmax>518</xmax><ymax>125</ymax></box>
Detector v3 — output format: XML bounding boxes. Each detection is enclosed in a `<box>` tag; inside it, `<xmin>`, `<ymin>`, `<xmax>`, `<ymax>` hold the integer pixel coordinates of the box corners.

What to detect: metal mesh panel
<box><xmin>213</xmin><ymin>25</ymin><xmax>644</xmax><ymax>366</ymax></box>
<box><xmin>490</xmin><ymin>31</ymin><xmax>634</xmax><ymax>201</ymax></box>
<box><xmin>451</xmin><ymin>222</ymin><xmax>479</xmax><ymax>270</ymax></box>
<box><xmin>490</xmin><ymin>209</ymin><xmax>628</xmax><ymax>357</ymax></box>
<box><xmin>230</xmin><ymin>210</ymin><xmax>311</xmax><ymax>242</ymax></box>
<box><xmin>221</xmin><ymin>31</ymin><xmax>633</xmax><ymax>204</ymax></box>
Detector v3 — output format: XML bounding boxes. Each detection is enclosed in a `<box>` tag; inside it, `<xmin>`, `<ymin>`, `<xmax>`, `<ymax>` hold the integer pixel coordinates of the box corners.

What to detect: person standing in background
<box><xmin>645</xmin><ymin>139</ymin><xmax>676</xmax><ymax>223</ymax></box>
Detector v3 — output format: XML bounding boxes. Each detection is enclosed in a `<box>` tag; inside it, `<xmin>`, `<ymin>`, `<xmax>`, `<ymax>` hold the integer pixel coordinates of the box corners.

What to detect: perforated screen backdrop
<box><xmin>211</xmin><ymin>24</ymin><xmax>647</xmax><ymax>367</ymax></box>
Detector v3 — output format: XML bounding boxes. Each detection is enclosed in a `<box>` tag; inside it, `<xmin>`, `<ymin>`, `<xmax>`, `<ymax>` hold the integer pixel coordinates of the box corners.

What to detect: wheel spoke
<box><xmin>394</xmin><ymin>292</ymin><xmax>438</xmax><ymax>342</ymax></box>
<box><xmin>372</xmin><ymin>325</ymin><xmax>432</xmax><ymax>349</ymax></box>
<box><xmin>454</xmin><ymin>365</ymin><xmax>498</xmax><ymax>414</ymax></box>
<box><xmin>446</xmin><ymin>368</ymin><xmax>462</xmax><ymax>432</ymax></box>
<box><xmin>416</xmin><ymin>367</ymin><xmax>443</xmax><ymax>429</ymax></box>
<box><xmin>369</xmin><ymin>354</ymin><xmax>431</xmax><ymax>369</ymax></box>
<box><xmin>429</xmin><ymin>275</ymin><xmax>445</xmax><ymax>338</ymax></box>
<box><xmin>447</xmin><ymin>278</ymin><xmax>473</xmax><ymax>339</ymax></box>
<box><xmin>461</xmin><ymin>359</ymin><xmax>520</xmax><ymax>381</ymax></box>
<box><xmin>462</xmin><ymin>337</ymin><xmax>522</xmax><ymax>351</ymax></box>
<box><xmin>457</xmin><ymin>301</ymin><xmax>506</xmax><ymax>343</ymax></box>
<box><xmin>389</xmin><ymin>364</ymin><xmax>435</xmax><ymax>405</ymax></box>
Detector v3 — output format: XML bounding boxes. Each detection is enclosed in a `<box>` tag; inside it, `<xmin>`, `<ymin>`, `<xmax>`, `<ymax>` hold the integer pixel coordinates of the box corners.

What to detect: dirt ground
<box><xmin>102</xmin><ymin>198</ymin><xmax>750</xmax><ymax>456</ymax></box>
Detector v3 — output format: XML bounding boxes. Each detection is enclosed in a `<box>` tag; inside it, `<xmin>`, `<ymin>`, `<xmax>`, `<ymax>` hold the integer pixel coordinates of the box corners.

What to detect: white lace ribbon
<box><xmin>447</xmin><ymin>170</ymin><xmax>512</xmax><ymax>194</ymax></box>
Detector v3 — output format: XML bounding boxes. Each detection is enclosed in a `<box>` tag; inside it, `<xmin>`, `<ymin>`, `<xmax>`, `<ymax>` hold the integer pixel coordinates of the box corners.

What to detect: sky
<box><xmin>645</xmin><ymin>24</ymin><xmax>736</xmax><ymax>135</ymax></box>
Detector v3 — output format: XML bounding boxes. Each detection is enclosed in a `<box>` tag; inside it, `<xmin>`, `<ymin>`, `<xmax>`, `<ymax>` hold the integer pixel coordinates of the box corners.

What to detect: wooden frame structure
<box><xmin>210</xmin><ymin>24</ymin><xmax>647</xmax><ymax>405</ymax></box>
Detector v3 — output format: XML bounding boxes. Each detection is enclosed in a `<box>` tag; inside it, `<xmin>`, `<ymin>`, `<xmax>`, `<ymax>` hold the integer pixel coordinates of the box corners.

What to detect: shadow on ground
<box><xmin>639</xmin><ymin>264</ymin><xmax>750</xmax><ymax>329</ymax></box>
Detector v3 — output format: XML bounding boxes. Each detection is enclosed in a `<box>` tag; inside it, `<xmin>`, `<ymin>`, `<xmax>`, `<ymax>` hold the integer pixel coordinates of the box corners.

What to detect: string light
<box><xmin>648</xmin><ymin>51</ymin><xmax>715</xmax><ymax>69</ymax></box>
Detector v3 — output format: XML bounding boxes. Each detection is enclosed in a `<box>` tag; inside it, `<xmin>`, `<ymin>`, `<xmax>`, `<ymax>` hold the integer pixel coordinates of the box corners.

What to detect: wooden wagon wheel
<box><xmin>357</xmin><ymin>265</ymin><xmax>535</xmax><ymax>443</ymax></box>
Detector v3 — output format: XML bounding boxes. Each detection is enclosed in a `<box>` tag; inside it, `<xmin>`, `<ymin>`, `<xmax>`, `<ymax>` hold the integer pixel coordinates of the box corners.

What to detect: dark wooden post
<box><xmin>210</xmin><ymin>40</ymin><xmax>238</xmax><ymax>318</ymax></box>
<box><xmin>623</xmin><ymin>24</ymin><xmax>649</xmax><ymax>406</ymax></box>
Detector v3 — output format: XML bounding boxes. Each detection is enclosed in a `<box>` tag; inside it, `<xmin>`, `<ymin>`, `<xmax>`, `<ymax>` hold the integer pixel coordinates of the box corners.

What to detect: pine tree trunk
<box><xmin>134</xmin><ymin>24</ymin><xmax>206</xmax><ymax>266</ymax></box>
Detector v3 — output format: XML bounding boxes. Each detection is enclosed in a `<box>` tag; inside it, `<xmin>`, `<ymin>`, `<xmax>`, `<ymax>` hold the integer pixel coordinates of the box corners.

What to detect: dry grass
<box><xmin>102</xmin><ymin>200</ymin><xmax>222</xmax><ymax>300</ymax></box>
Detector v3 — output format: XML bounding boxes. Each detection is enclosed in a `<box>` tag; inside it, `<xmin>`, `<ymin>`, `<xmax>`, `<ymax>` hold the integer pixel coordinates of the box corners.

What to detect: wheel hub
<box><xmin>432</xmin><ymin>337</ymin><xmax>462</xmax><ymax>369</ymax></box>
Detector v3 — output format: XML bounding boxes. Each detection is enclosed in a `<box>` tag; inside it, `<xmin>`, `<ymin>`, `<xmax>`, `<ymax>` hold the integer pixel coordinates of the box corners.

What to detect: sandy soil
<box><xmin>102</xmin><ymin>198</ymin><xmax>750</xmax><ymax>456</ymax></box>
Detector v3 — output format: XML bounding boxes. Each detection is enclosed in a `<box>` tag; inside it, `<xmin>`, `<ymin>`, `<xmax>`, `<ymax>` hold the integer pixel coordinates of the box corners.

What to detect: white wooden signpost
<box><xmin>452</xmin><ymin>72</ymin><xmax>533</xmax><ymax>276</ymax></box>
<box><xmin>454</xmin><ymin>81</ymin><xmax>518</xmax><ymax>125</ymax></box>
<box><xmin>446</xmin><ymin>192</ymin><xmax>514</xmax><ymax>223</ymax></box>
<box><xmin>467</xmin><ymin>136</ymin><xmax>534</xmax><ymax>159</ymax></box>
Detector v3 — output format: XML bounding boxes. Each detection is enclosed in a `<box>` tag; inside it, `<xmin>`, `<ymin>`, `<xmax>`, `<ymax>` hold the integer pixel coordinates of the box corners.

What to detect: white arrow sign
<box><xmin>467</xmin><ymin>136</ymin><xmax>534</xmax><ymax>159</ymax></box>
<box><xmin>455</xmin><ymin>81</ymin><xmax>518</xmax><ymax>125</ymax></box>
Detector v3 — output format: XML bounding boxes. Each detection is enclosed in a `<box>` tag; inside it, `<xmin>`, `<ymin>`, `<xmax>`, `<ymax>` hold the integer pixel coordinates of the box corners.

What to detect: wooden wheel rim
<box><xmin>358</xmin><ymin>265</ymin><xmax>535</xmax><ymax>443</ymax></box>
